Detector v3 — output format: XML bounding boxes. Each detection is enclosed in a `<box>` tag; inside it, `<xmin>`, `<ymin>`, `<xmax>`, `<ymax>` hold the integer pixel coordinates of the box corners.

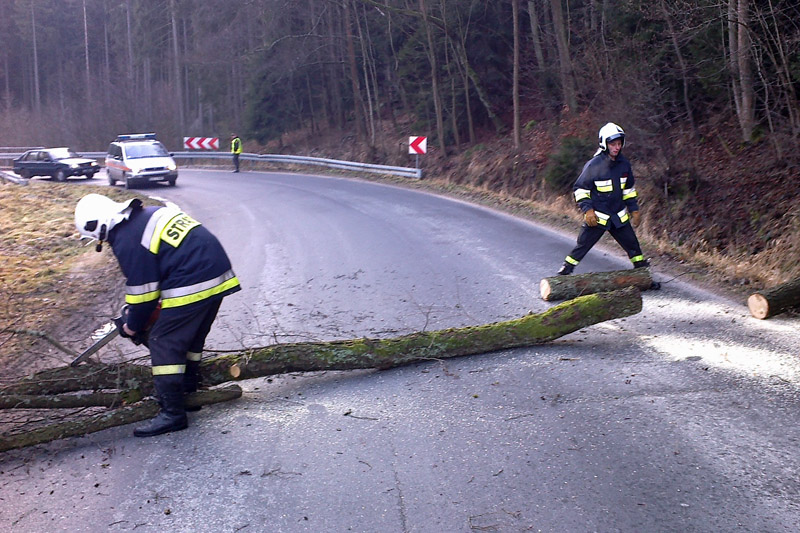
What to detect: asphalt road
<box><xmin>3</xmin><ymin>169</ymin><xmax>800</xmax><ymax>532</ymax></box>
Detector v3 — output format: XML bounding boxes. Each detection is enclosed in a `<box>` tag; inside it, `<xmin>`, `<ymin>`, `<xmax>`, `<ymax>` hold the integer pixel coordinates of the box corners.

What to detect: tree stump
<box><xmin>540</xmin><ymin>268</ymin><xmax>653</xmax><ymax>301</ymax></box>
<box><xmin>747</xmin><ymin>277</ymin><xmax>800</xmax><ymax>319</ymax></box>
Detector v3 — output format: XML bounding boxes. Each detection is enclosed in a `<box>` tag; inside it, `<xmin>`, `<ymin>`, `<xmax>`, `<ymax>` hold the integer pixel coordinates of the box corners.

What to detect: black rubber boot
<box><xmin>557</xmin><ymin>263</ymin><xmax>574</xmax><ymax>276</ymax></box>
<box><xmin>134</xmin><ymin>379</ymin><xmax>188</xmax><ymax>438</ymax></box>
<box><xmin>184</xmin><ymin>360</ymin><xmax>202</xmax><ymax>412</ymax></box>
<box><xmin>633</xmin><ymin>259</ymin><xmax>650</xmax><ymax>269</ymax></box>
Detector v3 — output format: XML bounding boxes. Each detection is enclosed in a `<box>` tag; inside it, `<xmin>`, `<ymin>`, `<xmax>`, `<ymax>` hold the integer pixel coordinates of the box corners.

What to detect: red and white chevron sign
<box><xmin>408</xmin><ymin>136</ymin><xmax>427</xmax><ymax>155</ymax></box>
<box><xmin>183</xmin><ymin>137</ymin><xmax>219</xmax><ymax>150</ymax></box>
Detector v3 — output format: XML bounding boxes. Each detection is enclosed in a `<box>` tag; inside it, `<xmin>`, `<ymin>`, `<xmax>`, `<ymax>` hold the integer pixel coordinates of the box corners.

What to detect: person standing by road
<box><xmin>74</xmin><ymin>194</ymin><xmax>241</xmax><ymax>437</ymax></box>
<box><xmin>557</xmin><ymin>122</ymin><xmax>649</xmax><ymax>275</ymax></box>
<box><xmin>231</xmin><ymin>133</ymin><xmax>242</xmax><ymax>173</ymax></box>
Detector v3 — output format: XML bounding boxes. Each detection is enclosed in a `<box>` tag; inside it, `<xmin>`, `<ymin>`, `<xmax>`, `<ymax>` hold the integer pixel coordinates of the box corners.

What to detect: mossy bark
<box><xmin>0</xmin><ymin>385</ymin><xmax>242</xmax><ymax>453</ymax></box>
<box><xmin>1</xmin><ymin>288</ymin><xmax>641</xmax><ymax>452</ymax></box>
<box><xmin>202</xmin><ymin>287</ymin><xmax>643</xmax><ymax>384</ymax></box>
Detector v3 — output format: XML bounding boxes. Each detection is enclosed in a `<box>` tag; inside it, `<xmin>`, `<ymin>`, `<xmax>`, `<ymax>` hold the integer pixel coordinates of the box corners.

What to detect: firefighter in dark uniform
<box><xmin>557</xmin><ymin>122</ymin><xmax>649</xmax><ymax>275</ymax></box>
<box><xmin>75</xmin><ymin>194</ymin><xmax>241</xmax><ymax>437</ymax></box>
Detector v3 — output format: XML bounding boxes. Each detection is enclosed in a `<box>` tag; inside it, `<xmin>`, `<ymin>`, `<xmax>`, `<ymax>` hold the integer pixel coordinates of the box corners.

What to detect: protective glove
<box><xmin>584</xmin><ymin>208</ymin><xmax>598</xmax><ymax>227</ymax></box>
<box><xmin>113</xmin><ymin>305</ymin><xmax>151</xmax><ymax>347</ymax></box>
<box><xmin>631</xmin><ymin>210</ymin><xmax>641</xmax><ymax>226</ymax></box>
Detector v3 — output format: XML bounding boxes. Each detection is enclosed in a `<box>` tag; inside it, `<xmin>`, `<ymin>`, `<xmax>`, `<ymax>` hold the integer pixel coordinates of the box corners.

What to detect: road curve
<box><xmin>3</xmin><ymin>169</ymin><xmax>800</xmax><ymax>532</ymax></box>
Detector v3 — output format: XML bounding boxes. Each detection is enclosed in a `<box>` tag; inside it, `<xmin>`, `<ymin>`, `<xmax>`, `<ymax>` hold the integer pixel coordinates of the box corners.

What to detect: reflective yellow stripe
<box><xmin>161</xmin><ymin>276</ymin><xmax>240</xmax><ymax>309</ymax></box>
<box><xmin>152</xmin><ymin>364</ymin><xmax>186</xmax><ymax>376</ymax></box>
<box><xmin>127</xmin><ymin>281</ymin><xmax>160</xmax><ymax>296</ymax></box>
<box><xmin>595</xmin><ymin>211</ymin><xmax>610</xmax><ymax>226</ymax></box>
<box><xmin>565</xmin><ymin>256</ymin><xmax>579</xmax><ymax>266</ymax></box>
<box><xmin>160</xmin><ymin>213</ymin><xmax>200</xmax><ymax>249</ymax></box>
<box><xmin>187</xmin><ymin>351</ymin><xmax>203</xmax><ymax>362</ymax></box>
<box><xmin>621</xmin><ymin>177</ymin><xmax>628</xmax><ymax>188</ymax></box>
<box><xmin>594</xmin><ymin>179</ymin><xmax>613</xmax><ymax>192</ymax></box>
<box><xmin>574</xmin><ymin>188</ymin><xmax>591</xmax><ymax>202</ymax></box>
<box><xmin>622</xmin><ymin>187</ymin><xmax>638</xmax><ymax>200</ymax></box>
<box><xmin>630</xmin><ymin>255</ymin><xmax>644</xmax><ymax>263</ymax></box>
<box><xmin>141</xmin><ymin>208</ymin><xmax>181</xmax><ymax>254</ymax></box>
<box><xmin>125</xmin><ymin>290</ymin><xmax>160</xmax><ymax>305</ymax></box>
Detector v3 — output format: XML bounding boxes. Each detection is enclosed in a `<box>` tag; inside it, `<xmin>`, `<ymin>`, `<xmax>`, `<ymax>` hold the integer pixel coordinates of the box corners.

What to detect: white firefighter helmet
<box><xmin>74</xmin><ymin>193</ymin><xmax>141</xmax><ymax>242</ymax></box>
<box><xmin>597</xmin><ymin>122</ymin><xmax>625</xmax><ymax>153</ymax></box>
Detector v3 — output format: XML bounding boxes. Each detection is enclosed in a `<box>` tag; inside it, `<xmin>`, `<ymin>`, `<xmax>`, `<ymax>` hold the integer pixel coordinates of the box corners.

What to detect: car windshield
<box><xmin>125</xmin><ymin>143</ymin><xmax>169</xmax><ymax>159</ymax></box>
<box><xmin>48</xmin><ymin>148</ymin><xmax>79</xmax><ymax>159</ymax></box>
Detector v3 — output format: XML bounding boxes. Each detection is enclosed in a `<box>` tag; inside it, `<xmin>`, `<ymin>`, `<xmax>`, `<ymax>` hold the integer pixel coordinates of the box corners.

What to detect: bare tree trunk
<box><xmin>661</xmin><ymin>0</ymin><xmax>697</xmax><ymax>138</ymax></box>
<box><xmin>512</xmin><ymin>0</ymin><xmax>521</xmax><ymax>150</ymax></box>
<box><xmin>327</xmin><ymin>2</ymin><xmax>345</xmax><ymax>129</ymax></box>
<box><xmin>549</xmin><ymin>0</ymin><xmax>577</xmax><ymax>113</ymax></box>
<box><xmin>355</xmin><ymin>3</ymin><xmax>377</xmax><ymax>146</ymax></box>
<box><xmin>30</xmin><ymin>1</ymin><xmax>41</xmax><ymax>112</ymax></box>
<box><xmin>83</xmin><ymin>0</ymin><xmax>91</xmax><ymax>105</ymax></box>
<box><xmin>170</xmin><ymin>0</ymin><xmax>185</xmax><ymax>134</ymax></box>
<box><xmin>729</xmin><ymin>0</ymin><xmax>755</xmax><ymax>141</ymax></box>
<box><xmin>527</xmin><ymin>0</ymin><xmax>546</xmax><ymax>71</ymax></box>
<box><xmin>420</xmin><ymin>0</ymin><xmax>446</xmax><ymax>153</ymax></box>
<box><xmin>344</xmin><ymin>0</ymin><xmax>366</xmax><ymax>141</ymax></box>
<box><xmin>125</xmin><ymin>0</ymin><xmax>134</xmax><ymax>84</ymax></box>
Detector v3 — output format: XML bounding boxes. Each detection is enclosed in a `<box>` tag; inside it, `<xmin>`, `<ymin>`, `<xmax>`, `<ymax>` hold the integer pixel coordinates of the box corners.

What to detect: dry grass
<box><xmin>0</xmin><ymin>181</ymin><xmax>150</xmax><ymax>379</ymax></box>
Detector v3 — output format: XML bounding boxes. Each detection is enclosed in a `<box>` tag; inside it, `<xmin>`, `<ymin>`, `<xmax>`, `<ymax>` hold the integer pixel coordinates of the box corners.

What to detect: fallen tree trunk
<box><xmin>0</xmin><ymin>361</ymin><xmax>152</xmax><ymax>396</ymax></box>
<box><xmin>747</xmin><ymin>277</ymin><xmax>800</xmax><ymax>319</ymax></box>
<box><xmin>3</xmin><ymin>288</ymin><xmax>643</xmax><ymax>395</ymax></box>
<box><xmin>0</xmin><ymin>385</ymin><xmax>242</xmax><ymax>453</ymax></box>
<box><xmin>202</xmin><ymin>287</ymin><xmax>643</xmax><ymax>384</ymax></box>
<box><xmin>0</xmin><ymin>389</ymin><xmax>144</xmax><ymax>409</ymax></box>
<box><xmin>540</xmin><ymin>268</ymin><xmax>653</xmax><ymax>301</ymax></box>
<box><xmin>1</xmin><ymin>288</ymin><xmax>641</xmax><ymax>451</ymax></box>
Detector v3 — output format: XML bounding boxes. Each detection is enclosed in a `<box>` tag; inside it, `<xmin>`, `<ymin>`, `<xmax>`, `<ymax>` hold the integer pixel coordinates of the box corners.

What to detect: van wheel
<box><xmin>107</xmin><ymin>171</ymin><xmax>116</xmax><ymax>186</ymax></box>
<box><xmin>123</xmin><ymin>173</ymin><xmax>131</xmax><ymax>189</ymax></box>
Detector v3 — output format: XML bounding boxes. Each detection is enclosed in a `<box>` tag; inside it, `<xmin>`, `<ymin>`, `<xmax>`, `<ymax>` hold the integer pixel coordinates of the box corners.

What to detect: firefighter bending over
<box><xmin>75</xmin><ymin>194</ymin><xmax>241</xmax><ymax>437</ymax></box>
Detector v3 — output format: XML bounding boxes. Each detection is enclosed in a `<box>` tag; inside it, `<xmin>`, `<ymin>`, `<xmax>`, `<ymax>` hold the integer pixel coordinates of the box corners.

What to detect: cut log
<box><xmin>747</xmin><ymin>277</ymin><xmax>800</xmax><ymax>319</ymax></box>
<box><xmin>540</xmin><ymin>268</ymin><xmax>653</xmax><ymax>301</ymax></box>
<box><xmin>0</xmin><ymin>385</ymin><xmax>243</xmax><ymax>453</ymax></box>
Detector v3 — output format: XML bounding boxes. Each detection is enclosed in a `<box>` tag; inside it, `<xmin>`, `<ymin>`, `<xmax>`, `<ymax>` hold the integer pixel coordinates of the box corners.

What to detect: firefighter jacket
<box><xmin>107</xmin><ymin>205</ymin><xmax>241</xmax><ymax>332</ymax></box>
<box><xmin>231</xmin><ymin>136</ymin><xmax>242</xmax><ymax>154</ymax></box>
<box><xmin>573</xmin><ymin>151</ymin><xmax>639</xmax><ymax>228</ymax></box>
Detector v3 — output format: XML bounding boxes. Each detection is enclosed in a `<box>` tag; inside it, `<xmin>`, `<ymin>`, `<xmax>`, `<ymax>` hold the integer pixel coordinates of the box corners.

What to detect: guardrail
<box><xmin>0</xmin><ymin>151</ymin><xmax>422</xmax><ymax>179</ymax></box>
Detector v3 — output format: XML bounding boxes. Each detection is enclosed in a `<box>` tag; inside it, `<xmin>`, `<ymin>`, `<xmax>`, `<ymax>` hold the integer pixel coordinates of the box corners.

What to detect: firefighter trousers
<box><xmin>147</xmin><ymin>298</ymin><xmax>223</xmax><ymax>387</ymax></box>
<box><xmin>565</xmin><ymin>222</ymin><xmax>644</xmax><ymax>266</ymax></box>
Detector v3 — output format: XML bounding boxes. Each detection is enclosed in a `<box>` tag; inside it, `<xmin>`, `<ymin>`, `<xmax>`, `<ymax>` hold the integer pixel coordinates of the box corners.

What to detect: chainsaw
<box><xmin>70</xmin><ymin>305</ymin><xmax>160</xmax><ymax>367</ymax></box>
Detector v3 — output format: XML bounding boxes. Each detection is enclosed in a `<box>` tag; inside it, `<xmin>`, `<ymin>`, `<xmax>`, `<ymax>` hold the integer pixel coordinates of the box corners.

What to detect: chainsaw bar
<box><xmin>70</xmin><ymin>321</ymin><xmax>119</xmax><ymax>367</ymax></box>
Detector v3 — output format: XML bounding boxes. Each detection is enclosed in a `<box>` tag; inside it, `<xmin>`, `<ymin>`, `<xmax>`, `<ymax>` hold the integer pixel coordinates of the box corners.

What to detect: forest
<box><xmin>1</xmin><ymin>0</ymin><xmax>800</xmax><ymax>283</ymax></box>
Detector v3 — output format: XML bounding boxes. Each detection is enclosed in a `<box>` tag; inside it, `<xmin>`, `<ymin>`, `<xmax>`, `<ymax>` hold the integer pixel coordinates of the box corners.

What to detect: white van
<box><xmin>106</xmin><ymin>133</ymin><xmax>178</xmax><ymax>188</ymax></box>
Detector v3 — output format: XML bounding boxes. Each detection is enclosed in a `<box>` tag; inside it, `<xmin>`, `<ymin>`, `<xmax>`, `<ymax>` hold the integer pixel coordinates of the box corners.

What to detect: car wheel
<box><xmin>86</xmin><ymin>172</ymin><xmax>96</xmax><ymax>180</ymax></box>
<box><xmin>18</xmin><ymin>170</ymin><xmax>30</xmax><ymax>179</ymax></box>
<box><xmin>55</xmin><ymin>169</ymin><xmax>67</xmax><ymax>182</ymax></box>
<box><xmin>168</xmin><ymin>178</ymin><xmax>176</xmax><ymax>186</ymax></box>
